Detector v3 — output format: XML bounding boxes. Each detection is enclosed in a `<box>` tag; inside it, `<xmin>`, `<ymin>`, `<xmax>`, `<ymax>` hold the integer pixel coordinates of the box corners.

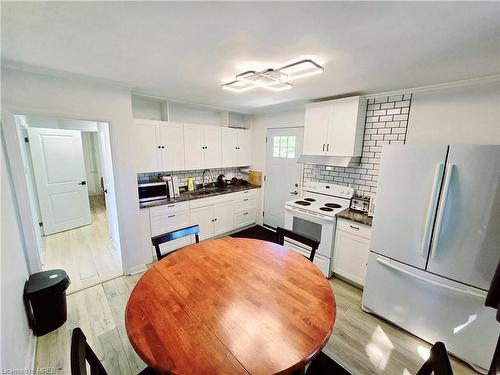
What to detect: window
<box><xmin>273</xmin><ymin>135</ymin><xmax>296</xmax><ymax>158</ymax></box>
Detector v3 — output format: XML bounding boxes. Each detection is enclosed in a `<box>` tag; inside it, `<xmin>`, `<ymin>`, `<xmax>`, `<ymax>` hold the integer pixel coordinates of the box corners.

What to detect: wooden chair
<box><xmin>275</xmin><ymin>227</ymin><xmax>320</xmax><ymax>262</ymax></box>
<box><xmin>151</xmin><ymin>225</ymin><xmax>200</xmax><ymax>260</ymax></box>
<box><xmin>416</xmin><ymin>342</ymin><xmax>454</xmax><ymax>375</ymax></box>
<box><xmin>303</xmin><ymin>342</ymin><xmax>453</xmax><ymax>375</ymax></box>
<box><xmin>71</xmin><ymin>328</ymin><xmax>157</xmax><ymax>375</ymax></box>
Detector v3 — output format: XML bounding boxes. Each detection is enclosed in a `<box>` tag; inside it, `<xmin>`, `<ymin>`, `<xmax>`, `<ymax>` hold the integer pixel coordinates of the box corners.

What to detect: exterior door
<box><xmin>264</xmin><ymin>127</ymin><xmax>304</xmax><ymax>228</ymax></box>
<box><xmin>28</xmin><ymin>128</ymin><xmax>91</xmax><ymax>235</ymax></box>
<box><xmin>426</xmin><ymin>145</ymin><xmax>500</xmax><ymax>290</ymax></box>
<box><xmin>370</xmin><ymin>144</ymin><xmax>448</xmax><ymax>269</ymax></box>
<box><xmin>160</xmin><ymin>122</ymin><xmax>184</xmax><ymax>171</ymax></box>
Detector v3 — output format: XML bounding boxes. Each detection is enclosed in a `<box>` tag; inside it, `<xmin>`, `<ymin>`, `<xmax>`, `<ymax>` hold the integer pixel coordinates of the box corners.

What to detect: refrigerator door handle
<box><xmin>376</xmin><ymin>256</ymin><xmax>487</xmax><ymax>299</ymax></box>
<box><xmin>419</xmin><ymin>163</ymin><xmax>444</xmax><ymax>257</ymax></box>
<box><xmin>429</xmin><ymin>163</ymin><xmax>455</xmax><ymax>259</ymax></box>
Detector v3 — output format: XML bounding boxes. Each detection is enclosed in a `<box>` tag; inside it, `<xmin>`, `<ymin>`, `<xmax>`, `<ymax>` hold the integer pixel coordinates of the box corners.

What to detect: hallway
<box><xmin>42</xmin><ymin>195</ymin><xmax>122</xmax><ymax>294</ymax></box>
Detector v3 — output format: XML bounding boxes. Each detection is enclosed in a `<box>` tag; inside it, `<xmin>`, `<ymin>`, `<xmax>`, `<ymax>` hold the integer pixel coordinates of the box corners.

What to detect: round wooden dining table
<box><xmin>125</xmin><ymin>237</ymin><xmax>336</xmax><ymax>375</ymax></box>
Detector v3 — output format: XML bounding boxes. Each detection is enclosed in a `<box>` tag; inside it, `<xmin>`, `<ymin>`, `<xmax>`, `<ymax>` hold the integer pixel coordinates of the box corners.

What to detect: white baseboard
<box><xmin>126</xmin><ymin>264</ymin><xmax>148</xmax><ymax>275</ymax></box>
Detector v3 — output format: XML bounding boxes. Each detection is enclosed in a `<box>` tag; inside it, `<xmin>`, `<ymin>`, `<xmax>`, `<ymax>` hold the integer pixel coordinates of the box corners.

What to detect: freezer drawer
<box><xmin>362</xmin><ymin>253</ymin><xmax>498</xmax><ymax>371</ymax></box>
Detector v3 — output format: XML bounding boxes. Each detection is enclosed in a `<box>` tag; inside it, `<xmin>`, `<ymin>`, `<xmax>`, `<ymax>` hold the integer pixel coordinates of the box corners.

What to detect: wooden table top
<box><xmin>125</xmin><ymin>237</ymin><xmax>336</xmax><ymax>375</ymax></box>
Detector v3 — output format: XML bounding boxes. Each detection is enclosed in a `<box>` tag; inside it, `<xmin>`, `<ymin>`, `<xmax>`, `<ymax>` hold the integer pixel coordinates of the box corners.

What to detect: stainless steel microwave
<box><xmin>138</xmin><ymin>181</ymin><xmax>168</xmax><ymax>203</ymax></box>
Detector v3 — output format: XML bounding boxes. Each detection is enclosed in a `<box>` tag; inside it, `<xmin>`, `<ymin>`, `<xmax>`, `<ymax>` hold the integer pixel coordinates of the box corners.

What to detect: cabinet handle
<box><xmin>326</xmin><ymin>144</ymin><xmax>329</xmax><ymax>152</ymax></box>
<box><xmin>322</xmin><ymin>144</ymin><xmax>325</xmax><ymax>152</ymax></box>
<box><xmin>168</xmin><ymin>214</ymin><xmax>175</xmax><ymax>218</ymax></box>
<box><xmin>243</xmin><ymin>212</ymin><xmax>248</xmax><ymax>215</ymax></box>
<box><xmin>167</xmin><ymin>204</ymin><xmax>175</xmax><ymax>208</ymax></box>
<box><xmin>243</xmin><ymin>198</ymin><xmax>249</xmax><ymax>201</ymax></box>
<box><xmin>243</xmin><ymin>191</ymin><xmax>248</xmax><ymax>194</ymax></box>
<box><xmin>349</xmin><ymin>225</ymin><xmax>360</xmax><ymax>230</ymax></box>
<box><xmin>157</xmin><ymin>146</ymin><xmax>161</xmax><ymax>149</ymax></box>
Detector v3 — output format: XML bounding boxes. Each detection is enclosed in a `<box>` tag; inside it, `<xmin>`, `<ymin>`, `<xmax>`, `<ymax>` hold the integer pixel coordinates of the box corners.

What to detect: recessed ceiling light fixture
<box><xmin>222</xmin><ymin>59</ymin><xmax>324</xmax><ymax>93</ymax></box>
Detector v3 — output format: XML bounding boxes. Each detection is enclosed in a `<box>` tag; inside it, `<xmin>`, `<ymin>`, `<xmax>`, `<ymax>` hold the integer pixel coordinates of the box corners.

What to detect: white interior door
<box><xmin>97</xmin><ymin>123</ymin><xmax>121</xmax><ymax>252</ymax></box>
<box><xmin>426</xmin><ymin>145</ymin><xmax>500</xmax><ymax>290</ymax></box>
<box><xmin>264</xmin><ymin>127</ymin><xmax>304</xmax><ymax>228</ymax></box>
<box><xmin>28</xmin><ymin>128</ymin><xmax>91</xmax><ymax>235</ymax></box>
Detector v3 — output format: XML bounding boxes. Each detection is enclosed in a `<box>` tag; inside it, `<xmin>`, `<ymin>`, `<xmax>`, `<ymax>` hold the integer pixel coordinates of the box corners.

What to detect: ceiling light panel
<box><xmin>222</xmin><ymin>58</ymin><xmax>323</xmax><ymax>93</ymax></box>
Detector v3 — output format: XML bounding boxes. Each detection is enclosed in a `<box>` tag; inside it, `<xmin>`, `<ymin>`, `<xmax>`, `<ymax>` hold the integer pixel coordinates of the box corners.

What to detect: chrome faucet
<box><xmin>202</xmin><ymin>169</ymin><xmax>215</xmax><ymax>190</ymax></box>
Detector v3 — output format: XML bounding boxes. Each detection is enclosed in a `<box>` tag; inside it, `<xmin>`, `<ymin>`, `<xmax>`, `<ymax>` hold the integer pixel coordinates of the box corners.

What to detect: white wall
<box><xmin>251</xmin><ymin>106</ymin><xmax>305</xmax><ymax>224</ymax></box>
<box><xmin>1</xmin><ymin>132</ymin><xmax>36</xmax><ymax>370</ymax></box>
<box><xmin>1</xmin><ymin>67</ymin><xmax>146</xmax><ymax>274</ymax></box>
<box><xmin>407</xmin><ymin>80</ymin><xmax>500</xmax><ymax>144</ymax></box>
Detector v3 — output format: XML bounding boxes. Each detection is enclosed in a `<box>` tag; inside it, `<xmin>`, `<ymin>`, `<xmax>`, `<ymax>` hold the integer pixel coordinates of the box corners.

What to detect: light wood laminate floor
<box><xmin>42</xmin><ymin>195</ymin><xmax>122</xmax><ymax>294</ymax></box>
<box><xmin>35</xmin><ymin>272</ymin><xmax>478</xmax><ymax>374</ymax></box>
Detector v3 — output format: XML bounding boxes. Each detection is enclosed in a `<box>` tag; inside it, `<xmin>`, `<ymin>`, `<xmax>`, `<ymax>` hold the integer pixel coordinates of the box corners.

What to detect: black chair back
<box><xmin>71</xmin><ymin>327</ymin><xmax>107</xmax><ymax>375</ymax></box>
<box><xmin>416</xmin><ymin>342</ymin><xmax>454</xmax><ymax>375</ymax></box>
<box><xmin>151</xmin><ymin>225</ymin><xmax>200</xmax><ymax>260</ymax></box>
<box><xmin>276</xmin><ymin>227</ymin><xmax>320</xmax><ymax>262</ymax></box>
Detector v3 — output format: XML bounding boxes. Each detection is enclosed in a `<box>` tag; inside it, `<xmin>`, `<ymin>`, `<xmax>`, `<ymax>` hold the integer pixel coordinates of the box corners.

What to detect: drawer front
<box><xmin>233</xmin><ymin>188</ymin><xmax>258</xmax><ymax>201</ymax></box>
<box><xmin>234</xmin><ymin>197</ymin><xmax>257</xmax><ymax>213</ymax></box>
<box><xmin>150</xmin><ymin>211</ymin><xmax>190</xmax><ymax>237</ymax></box>
<box><xmin>189</xmin><ymin>193</ymin><xmax>233</xmax><ymax>209</ymax></box>
<box><xmin>337</xmin><ymin>218</ymin><xmax>371</xmax><ymax>239</ymax></box>
<box><xmin>150</xmin><ymin>201</ymin><xmax>189</xmax><ymax>217</ymax></box>
<box><xmin>234</xmin><ymin>209</ymin><xmax>257</xmax><ymax>229</ymax></box>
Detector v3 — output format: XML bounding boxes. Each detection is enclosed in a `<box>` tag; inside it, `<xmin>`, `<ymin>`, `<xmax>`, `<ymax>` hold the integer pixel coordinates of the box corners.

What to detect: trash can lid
<box><xmin>24</xmin><ymin>269</ymin><xmax>70</xmax><ymax>296</ymax></box>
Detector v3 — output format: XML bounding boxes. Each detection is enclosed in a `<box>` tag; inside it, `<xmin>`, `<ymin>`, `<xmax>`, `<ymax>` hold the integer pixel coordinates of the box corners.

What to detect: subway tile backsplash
<box><xmin>303</xmin><ymin>93</ymin><xmax>412</xmax><ymax>196</ymax></box>
<box><xmin>138</xmin><ymin>167</ymin><xmax>245</xmax><ymax>187</ymax></box>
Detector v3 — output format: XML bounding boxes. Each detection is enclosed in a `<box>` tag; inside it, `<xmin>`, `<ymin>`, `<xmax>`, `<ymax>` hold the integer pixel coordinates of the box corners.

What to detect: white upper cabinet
<box><xmin>303</xmin><ymin>96</ymin><xmax>366</xmax><ymax>157</ymax></box>
<box><xmin>159</xmin><ymin>122</ymin><xmax>184</xmax><ymax>171</ymax></box>
<box><xmin>221</xmin><ymin>128</ymin><xmax>252</xmax><ymax>167</ymax></box>
<box><xmin>135</xmin><ymin>119</ymin><xmax>185</xmax><ymax>172</ymax></box>
<box><xmin>183</xmin><ymin>124</ymin><xmax>221</xmax><ymax>169</ymax></box>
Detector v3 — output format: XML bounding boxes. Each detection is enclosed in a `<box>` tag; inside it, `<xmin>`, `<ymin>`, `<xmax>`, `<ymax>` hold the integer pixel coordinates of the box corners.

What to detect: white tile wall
<box><xmin>138</xmin><ymin>167</ymin><xmax>245</xmax><ymax>187</ymax></box>
<box><xmin>303</xmin><ymin>93</ymin><xmax>412</xmax><ymax>195</ymax></box>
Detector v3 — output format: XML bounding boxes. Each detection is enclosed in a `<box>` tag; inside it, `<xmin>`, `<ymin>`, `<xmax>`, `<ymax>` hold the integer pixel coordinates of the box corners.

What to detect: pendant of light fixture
<box><xmin>222</xmin><ymin>59</ymin><xmax>324</xmax><ymax>93</ymax></box>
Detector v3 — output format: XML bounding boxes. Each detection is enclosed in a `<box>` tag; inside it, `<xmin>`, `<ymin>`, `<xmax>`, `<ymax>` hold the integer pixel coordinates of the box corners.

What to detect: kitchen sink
<box><xmin>190</xmin><ymin>187</ymin><xmax>219</xmax><ymax>196</ymax></box>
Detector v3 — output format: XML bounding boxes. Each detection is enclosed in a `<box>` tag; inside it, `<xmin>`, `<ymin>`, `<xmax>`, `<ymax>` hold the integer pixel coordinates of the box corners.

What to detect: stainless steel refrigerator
<box><xmin>362</xmin><ymin>144</ymin><xmax>500</xmax><ymax>372</ymax></box>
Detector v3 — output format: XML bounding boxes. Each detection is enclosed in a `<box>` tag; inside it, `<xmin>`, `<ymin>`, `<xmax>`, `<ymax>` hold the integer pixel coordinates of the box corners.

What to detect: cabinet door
<box><xmin>303</xmin><ymin>102</ymin><xmax>330</xmax><ymax>155</ymax></box>
<box><xmin>326</xmin><ymin>97</ymin><xmax>361</xmax><ymax>156</ymax></box>
<box><xmin>221</xmin><ymin>128</ymin><xmax>238</xmax><ymax>167</ymax></box>
<box><xmin>159</xmin><ymin>122</ymin><xmax>184</xmax><ymax>171</ymax></box>
<box><xmin>190</xmin><ymin>205</ymin><xmax>214</xmax><ymax>241</ymax></box>
<box><xmin>236</xmin><ymin>129</ymin><xmax>251</xmax><ymax>166</ymax></box>
<box><xmin>183</xmin><ymin>124</ymin><xmax>204</xmax><ymax>170</ymax></box>
<box><xmin>214</xmin><ymin>201</ymin><xmax>234</xmax><ymax>235</ymax></box>
<box><xmin>333</xmin><ymin>229</ymin><xmax>370</xmax><ymax>286</ymax></box>
<box><xmin>134</xmin><ymin>120</ymin><xmax>161</xmax><ymax>172</ymax></box>
<box><xmin>203</xmin><ymin>127</ymin><xmax>222</xmax><ymax>168</ymax></box>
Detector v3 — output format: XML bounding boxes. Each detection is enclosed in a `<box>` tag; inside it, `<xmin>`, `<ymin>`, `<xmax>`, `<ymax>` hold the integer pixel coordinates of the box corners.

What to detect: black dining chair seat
<box><xmin>71</xmin><ymin>327</ymin><xmax>157</xmax><ymax>375</ymax></box>
<box><xmin>275</xmin><ymin>227</ymin><xmax>320</xmax><ymax>262</ymax></box>
<box><xmin>151</xmin><ymin>224</ymin><xmax>200</xmax><ymax>260</ymax></box>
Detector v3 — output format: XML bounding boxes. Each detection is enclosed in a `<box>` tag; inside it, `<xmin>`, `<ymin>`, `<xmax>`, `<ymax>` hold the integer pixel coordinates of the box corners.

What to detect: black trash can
<box><xmin>24</xmin><ymin>269</ymin><xmax>71</xmax><ymax>336</ymax></box>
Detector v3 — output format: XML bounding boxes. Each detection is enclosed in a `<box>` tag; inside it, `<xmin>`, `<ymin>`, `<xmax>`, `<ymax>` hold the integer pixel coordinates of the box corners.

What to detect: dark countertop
<box><xmin>336</xmin><ymin>209</ymin><xmax>373</xmax><ymax>227</ymax></box>
<box><xmin>140</xmin><ymin>184</ymin><xmax>261</xmax><ymax>209</ymax></box>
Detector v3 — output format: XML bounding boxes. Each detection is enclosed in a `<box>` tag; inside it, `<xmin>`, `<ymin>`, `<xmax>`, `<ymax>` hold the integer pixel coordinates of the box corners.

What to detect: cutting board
<box><xmin>248</xmin><ymin>170</ymin><xmax>262</xmax><ymax>186</ymax></box>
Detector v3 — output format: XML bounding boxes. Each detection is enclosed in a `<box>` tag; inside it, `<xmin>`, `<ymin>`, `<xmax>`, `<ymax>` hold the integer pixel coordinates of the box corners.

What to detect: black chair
<box><xmin>151</xmin><ymin>224</ymin><xmax>200</xmax><ymax>261</ymax></box>
<box><xmin>303</xmin><ymin>342</ymin><xmax>453</xmax><ymax>375</ymax></box>
<box><xmin>416</xmin><ymin>342</ymin><xmax>454</xmax><ymax>375</ymax></box>
<box><xmin>275</xmin><ymin>227</ymin><xmax>320</xmax><ymax>262</ymax></box>
<box><xmin>71</xmin><ymin>328</ymin><xmax>157</xmax><ymax>375</ymax></box>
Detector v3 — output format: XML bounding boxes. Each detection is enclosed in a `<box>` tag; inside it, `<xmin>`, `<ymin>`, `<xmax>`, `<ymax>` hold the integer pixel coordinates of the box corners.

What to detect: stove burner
<box><xmin>295</xmin><ymin>201</ymin><xmax>311</xmax><ymax>206</ymax></box>
<box><xmin>319</xmin><ymin>207</ymin><xmax>334</xmax><ymax>212</ymax></box>
<box><xmin>325</xmin><ymin>203</ymin><xmax>342</xmax><ymax>209</ymax></box>
<box><xmin>304</xmin><ymin>198</ymin><xmax>316</xmax><ymax>202</ymax></box>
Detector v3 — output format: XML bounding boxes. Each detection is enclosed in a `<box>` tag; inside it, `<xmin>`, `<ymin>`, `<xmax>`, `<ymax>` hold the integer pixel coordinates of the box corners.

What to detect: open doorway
<box><xmin>15</xmin><ymin>114</ymin><xmax>122</xmax><ymax>293</ymax></box>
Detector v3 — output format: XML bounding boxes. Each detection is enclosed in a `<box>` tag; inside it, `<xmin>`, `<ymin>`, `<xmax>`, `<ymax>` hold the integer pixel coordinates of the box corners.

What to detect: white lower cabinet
<box><xmin>190</xmin><ymin>205</ymin><xmax>215</xmax><ymax>241</ymax></box>
<box><xmin>214</xmin><ymin>201</ymin><xmax>234</xmax><ymax>235</ymax></box>
<box><xmin>333</xmin><ymin>218</ymin><xmax>371</xmax><ymax>286</ymax></box>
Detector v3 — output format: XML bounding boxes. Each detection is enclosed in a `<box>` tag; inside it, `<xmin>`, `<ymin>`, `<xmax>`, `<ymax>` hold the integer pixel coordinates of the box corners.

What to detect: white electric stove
<box><xmin>284</xmin><ymin>182</ymin><xmax>353</xmax><ymax>277</ymax></box>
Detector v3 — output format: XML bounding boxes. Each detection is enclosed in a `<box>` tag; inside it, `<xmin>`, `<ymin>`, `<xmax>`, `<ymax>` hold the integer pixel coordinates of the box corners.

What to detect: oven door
<box><xmin>138</xmin><ymin>182</ymin><xmax>168</xmax><ymax>202</ymax></box>
<box><xmin>284</xmin><ymin>206</ymin><xmax>335</xmax><ymax>259</ymax></box>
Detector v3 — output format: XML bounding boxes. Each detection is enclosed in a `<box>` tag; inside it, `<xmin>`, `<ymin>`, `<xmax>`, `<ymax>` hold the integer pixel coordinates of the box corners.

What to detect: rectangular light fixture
<box><xmin>222</xmin><ymin>59</ymin><xmax>323</xmax><ymax>93</ymax></box>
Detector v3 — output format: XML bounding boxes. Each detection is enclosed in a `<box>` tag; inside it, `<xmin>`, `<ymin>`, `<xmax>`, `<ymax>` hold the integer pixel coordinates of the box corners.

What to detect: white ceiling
<box><xmin>2</xmin><ymin>2</ymin><xmax>500</xmax><ymax>112</ymax></box>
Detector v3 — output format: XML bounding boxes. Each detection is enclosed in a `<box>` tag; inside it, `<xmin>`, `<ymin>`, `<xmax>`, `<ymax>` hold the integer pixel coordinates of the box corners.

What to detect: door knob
<box><xmin>289</xmin><ymin>191</ymin><xmax>298</xmax><ymax>195</ymax></box>
<box><xmin>77</xmin><ymin>181</ymin><xmax>87</xmax><ymax>185</ymax></box>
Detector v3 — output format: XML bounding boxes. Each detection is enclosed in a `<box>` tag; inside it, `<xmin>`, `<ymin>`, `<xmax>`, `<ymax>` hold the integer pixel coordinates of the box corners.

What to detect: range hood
<box><xmin>297</xmin><ymin>154</ymin><xmax>361</xmax><ymax>167</ymax></box>
<box><xmin>299</xmin><ymin>96</ymin><xmax>366</xmax><ymax>167</ymax></box>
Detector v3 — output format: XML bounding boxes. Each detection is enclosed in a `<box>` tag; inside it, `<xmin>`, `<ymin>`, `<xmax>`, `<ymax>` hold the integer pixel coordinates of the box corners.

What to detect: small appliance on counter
<box><xmin>138</xmin><ymin>174</ymin><xmax>180</xmax><ymax>203</ymax></box>
<box><xmin>349</xmin><ymin>193</ymin><xmax>371</xmax><ymax>214</ymax></box>
<box><xmin>217</xmin><ymin>174</ymin><xmax>226</xmax><ymax>188</ymax></box>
